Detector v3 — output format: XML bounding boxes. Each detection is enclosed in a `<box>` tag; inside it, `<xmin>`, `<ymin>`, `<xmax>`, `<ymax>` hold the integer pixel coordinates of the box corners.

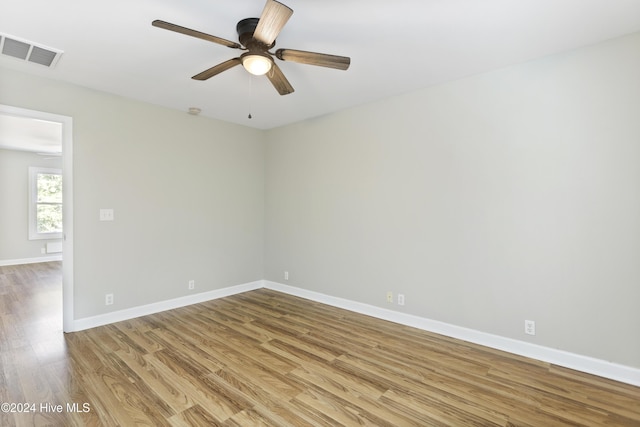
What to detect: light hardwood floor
<box><xmin>1</xmin><ymin>262</ymin><xmax>639</xmax><ymax>426</ymax></box>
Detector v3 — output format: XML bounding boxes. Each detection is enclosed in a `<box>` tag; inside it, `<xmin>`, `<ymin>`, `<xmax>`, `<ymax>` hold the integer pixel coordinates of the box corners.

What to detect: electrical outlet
<box><xmin>105</xmin><ymin>293</ymin><xmax>114</xmax><ymax>306</ymax></box>
<box><xmin>525</xmin><ymin>320</ymin><xmax>536</xmax><ymax>336</ymax></box>
<box><xmin>397</xmin><ymin>294</ymin><xmax>405</xmax><ymax>306</ymax></box>
<box><xmin>188</xmin><ymin>280</ymin><xmax>195</xmax><ymax>290</ymax></box>
<box><xmin>284</xmin><ymin>271</ymin><xmax>289</xmax><ymax>280</ymax></box>
<box><xmin>99</xmin><ymin>209</ymin><xmax>114</xmax><ymax>221</ymax></box>
<box><xmin>386</xmin><ymin>291</ymin><xmax>393</xmax><ymax>303</ymax></box>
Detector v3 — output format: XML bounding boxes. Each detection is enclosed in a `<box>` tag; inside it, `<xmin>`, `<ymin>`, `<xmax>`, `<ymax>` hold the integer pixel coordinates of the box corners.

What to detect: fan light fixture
<box><xmin>151</xmin><ymin>0</ymin><xmax>350</xmax><ymax>96</ymax></box>
<box><xmin>241</xmin><ymin>52</ymin><xmax>272</xmax><ymax>76</ymax></box>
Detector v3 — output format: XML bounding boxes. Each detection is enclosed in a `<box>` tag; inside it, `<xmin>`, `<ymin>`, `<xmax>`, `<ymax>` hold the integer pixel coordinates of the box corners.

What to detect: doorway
<box><xmin>0</xmin><ymin>104</ymin><xmax>74</xmax><ymax>332</ymax></box>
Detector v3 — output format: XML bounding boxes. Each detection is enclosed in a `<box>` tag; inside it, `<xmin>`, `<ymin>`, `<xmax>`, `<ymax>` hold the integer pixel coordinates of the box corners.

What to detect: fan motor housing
<box><xmin>237</xmin><ymin>18</ymin><xmax>274</xmax><ymax>49</ymax></box>
<box><xmin>237</xmin><ymin>18</ymin><xmax>259</xmax><ymax>38</ymax></box>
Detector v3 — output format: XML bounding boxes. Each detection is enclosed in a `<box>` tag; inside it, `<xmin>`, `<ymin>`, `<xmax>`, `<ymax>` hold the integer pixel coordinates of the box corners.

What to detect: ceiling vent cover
<box><xmin>0</xmin><ymin>33</ymin><xmax>63</xmax><ymax>67</ymax></box>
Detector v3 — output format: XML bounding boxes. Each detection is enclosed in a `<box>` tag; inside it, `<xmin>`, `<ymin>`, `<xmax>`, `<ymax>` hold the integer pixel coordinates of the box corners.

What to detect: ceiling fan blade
<box><xmin>192</xmin><ymin>58</ymin><xmax>242</xmax><ymax>80</ymax></box>
<box><xmin>267</xmin><ymin>63</ymin><xmax>294</xmax><ymax>95</ymax></box>
<box><xmin>276</xmin><ymin>49</ymin><xmax>350</xmax><ymax>70</ymax></box>
<box><xmin>253</xmin><ymin>0</ymin><xmax>293</xmax><ymax>46</ymax></box>
<box><xmin>152</xmin><ymin>20</ymin><xmax>241</xmax><ymax>49</ymax></box>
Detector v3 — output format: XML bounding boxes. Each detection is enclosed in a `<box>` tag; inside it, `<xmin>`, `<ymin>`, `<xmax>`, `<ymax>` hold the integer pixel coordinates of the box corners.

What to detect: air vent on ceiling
<box><xmin>0</xmin><ymin>33</ymin><xmax>63</xmax><ymax>68</ymax></box>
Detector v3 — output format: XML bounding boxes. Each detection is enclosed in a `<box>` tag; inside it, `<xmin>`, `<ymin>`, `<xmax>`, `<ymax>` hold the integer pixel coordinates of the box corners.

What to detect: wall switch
<box><xmin>284</xmin><ymin>271</ymin><xmax>289</xmax><ymax>280</ymax></box>
<box><xmin>105</xmin><ymin>293</ymin><xmax>114</xmax><ymax>306</ymax></box>
<box><xmin>99</xmin><ymin>209</ymin><xmax>114</xmax><ymax>221</ymax></box>
<box><xmin>386</xmin><ymin>291</ymin><xmax>393</xmax><ymax>303</ymax></box>
<box><xmin>188</xmin><ymin>280</ymin><xmax>195</xmax><ymax>290</ymax></box>
<box><xmin>397</xmin><ymin>294</ymin><xmax>405</xmax><ymax>306</ymax></box>
<box><xmin>525</xmin><ymin>320</ymin><xmax>536</xmax><ymax>335</ymax></box>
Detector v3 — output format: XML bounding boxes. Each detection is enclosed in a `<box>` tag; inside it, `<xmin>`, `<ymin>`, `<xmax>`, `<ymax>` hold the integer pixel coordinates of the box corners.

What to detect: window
<box><xmin>29</xmin><ymin>167</ymin><xmax>63</xmax><ymax>240</ymax></box>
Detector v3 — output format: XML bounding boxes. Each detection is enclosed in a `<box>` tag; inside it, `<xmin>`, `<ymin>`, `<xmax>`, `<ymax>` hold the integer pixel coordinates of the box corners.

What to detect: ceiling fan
<box><xmin>152</xmin><ymin>0</ymin><xmax>351</xmax><ymax>96</ymax></box>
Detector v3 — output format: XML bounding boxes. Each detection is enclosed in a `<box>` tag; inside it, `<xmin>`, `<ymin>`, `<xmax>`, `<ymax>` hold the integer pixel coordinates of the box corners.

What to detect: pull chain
<box><xmin>248</xmin><ymin>75</ymin><xmax>253</xmax><ymax>119</ymax></box>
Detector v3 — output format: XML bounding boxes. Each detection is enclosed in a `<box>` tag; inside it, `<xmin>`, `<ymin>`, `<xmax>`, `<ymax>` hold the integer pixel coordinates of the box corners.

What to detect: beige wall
<box><xmin>0</xmin><ymin>148</ymin><xmax>62</xmax><ymax>261</ymax></box>
<box><xmin>264</xmin><ymin>32</ymin><xmax>640</xmax><ymax>368</ymax></box>
<box><xmin>0</xmin><ymin>68</ymin><xmax>265</xmax><ymax>318</ymax></box>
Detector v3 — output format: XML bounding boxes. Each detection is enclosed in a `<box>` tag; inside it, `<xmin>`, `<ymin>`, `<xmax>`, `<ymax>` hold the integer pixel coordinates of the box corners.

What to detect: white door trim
<box><xmin>0</xmin><ymin>104</ymin><xmax>74</xmax><ymax>332</ymax></box>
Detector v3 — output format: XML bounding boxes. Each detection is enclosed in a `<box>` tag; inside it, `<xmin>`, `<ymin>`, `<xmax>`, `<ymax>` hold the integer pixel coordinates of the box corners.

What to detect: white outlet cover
<box><xmin>525</xmin><ymin>320</ymin><xmax>536</xmax><ymax>335</ymax></box>
<box><xmin>99</xmin><ymin>208</ymin><xmax>114</xmax><ymax>221</ymax></box>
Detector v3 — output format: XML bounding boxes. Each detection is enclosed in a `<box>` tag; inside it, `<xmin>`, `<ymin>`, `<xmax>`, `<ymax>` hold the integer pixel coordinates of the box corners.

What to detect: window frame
<box><xmin>28</xmin><ymin>166</ymin><xmax>63</xmax><ymax>240</ymax></box>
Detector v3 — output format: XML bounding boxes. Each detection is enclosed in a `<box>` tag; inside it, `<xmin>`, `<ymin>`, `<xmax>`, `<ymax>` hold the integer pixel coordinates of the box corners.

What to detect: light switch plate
<box><xmin>99</xmin><ymin>209</ymin><xmax>114</xmax><ymax>221</ymax></box>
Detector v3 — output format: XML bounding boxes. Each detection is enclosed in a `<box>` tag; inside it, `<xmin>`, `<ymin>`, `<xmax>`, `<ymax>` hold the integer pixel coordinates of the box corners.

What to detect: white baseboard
<box><xmin>264</xmin><ymin>281</ymin><xmax>640</xmax><ymax>387</ymax></box>
<box><xmin>71</xmin><ymin>280</ymin><xmax>263</xmax><ymax>332</ymax></box>
<box><xmin>0</xmin><ymin>255</ymin><xmax>63</xmax><ymax>266</ymax></box>
<box><xmin>68</xmin><ymin>278</ymin><xmax>639</xmax><ymax>387</ymax></box>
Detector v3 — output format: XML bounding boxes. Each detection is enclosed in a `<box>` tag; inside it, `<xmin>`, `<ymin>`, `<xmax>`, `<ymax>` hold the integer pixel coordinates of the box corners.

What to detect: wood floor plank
<box><xmin>145</xmin><ymin>349</ymin><xmax>238</xmax><ymax>422</ymax></box>
<box><xmin>289</xmin><ymin>364</ymin><xmax>423</xmax><ymax>427</ymax></box>
<box><xmin>212</xmin><ymin>368</ymin><xmax>310</xmax><ymax>427</ymax></box>
<box><xmin>168</xmin><ymin>404</ymin><xmax>225</xmax><ymax>427</ymax></box>
<box><xmin>333</xmin><ymin>352</ymin><xmax>511</xmax><ymax>425</ymax></box>
<box><xmin>2</xmin><ymin>262</ymin><xmax>639</xmax><ymax>426</ymax></box>
<box><xmin>115</xmin><ymin>348</ymin><xmax>193</xmax><ymax>414</ymax></box>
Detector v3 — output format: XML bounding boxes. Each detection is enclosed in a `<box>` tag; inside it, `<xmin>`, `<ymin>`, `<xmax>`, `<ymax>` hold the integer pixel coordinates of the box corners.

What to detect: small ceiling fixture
<box><xmin>187</xmin><ymin>107</ymin><xmax>201</xmax><ymax>115</ymax></box>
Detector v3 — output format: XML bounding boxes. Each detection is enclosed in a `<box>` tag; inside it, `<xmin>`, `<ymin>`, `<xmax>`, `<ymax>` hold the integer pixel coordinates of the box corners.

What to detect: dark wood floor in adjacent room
<box><xmin>1</xmin><ymin>262</ymin><xmax>639</xmax><ymax>426</ymax></box>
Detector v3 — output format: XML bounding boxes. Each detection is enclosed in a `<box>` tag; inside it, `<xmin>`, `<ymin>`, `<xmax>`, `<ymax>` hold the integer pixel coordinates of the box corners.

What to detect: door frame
<box><xmin>0</xmin><ymin>104</ymin><xmax>74</xmax><ymax>332</ymax></box>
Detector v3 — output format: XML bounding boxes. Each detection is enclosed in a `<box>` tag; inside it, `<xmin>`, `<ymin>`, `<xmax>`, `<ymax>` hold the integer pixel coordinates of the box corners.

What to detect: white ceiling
<box><xmin>1</xmin><ymin>0</ymin><xmax>640</xmax><ymax>131</ymax></box>
<box><xmin>0</xmin><ymin>114</ymin><xmax>62</xmax><ymax>153</ymax></box>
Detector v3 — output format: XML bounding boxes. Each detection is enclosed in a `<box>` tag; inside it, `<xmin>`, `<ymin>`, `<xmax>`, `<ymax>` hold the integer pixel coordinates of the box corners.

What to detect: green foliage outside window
<box><xmin>36</xmin><ymin>173</ymin><xmax>63</xmax><ymax>233</ymax></box>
